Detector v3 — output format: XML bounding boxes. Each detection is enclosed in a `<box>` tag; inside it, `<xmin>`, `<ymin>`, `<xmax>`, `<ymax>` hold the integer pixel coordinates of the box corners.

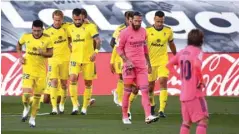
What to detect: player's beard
<box><xmin>74</xmin><ymin>23</ymin><xmax>83</xmax><ymax>28</ymax></box>
<box><xmin>132</xmin><ymin>24</ymin><xmax>141</xmax><ymax>31</ymax></box>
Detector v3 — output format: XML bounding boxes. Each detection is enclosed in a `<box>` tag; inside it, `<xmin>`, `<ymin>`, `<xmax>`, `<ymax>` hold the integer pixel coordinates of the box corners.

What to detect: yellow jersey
<box><xmin>110</xmin><ymin>23</ymin><xmax>127</xmax><ymax>64</ymax></box>
<box><xmin>44</xmin><ymin>22</ymin><xmax>71</xmax><ymax>64</ymax></box>
<box><xmin>146</xmin><ymin>25</ymin><xmax>173</xmax><ymax>66</ymax></box>
<box><xmin>67</xmin><ymin>23</ymin><xmax>99</xmax><ymax>63</ymax></box>
<box><xmin>18</xmin><ymin>33</ymin><xmax>53</xmax><ymax>77</ymax></box>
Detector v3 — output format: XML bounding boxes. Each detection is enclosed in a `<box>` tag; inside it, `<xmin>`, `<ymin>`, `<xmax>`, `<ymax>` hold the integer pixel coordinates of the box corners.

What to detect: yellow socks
<box><xmin>149</xmin><ymin>91</ymin><xmax>155</xmax><ymax>106</ymax></box>
<box><xmin>116</xmin><ymin>80</ymin><xmax>124</xmax><ymax>104</ymax></box>
<box><xmin>31</xmin><ymin>95</ymin><xmax>41</xmax><ymax>118</ymax></box>
<box><xmin>60</xmin><ymin>88</ymin><xmax>67</xmax><ymax>106</ymax></box>
<box><xmin>50</xmin><ymin>87</ymin><xmax>58</xmax><ymax>110</ymax></box>
<box><xmin>82</xmin><ymin>86</ymin><xmax>92</xmax><ymax>109</ymax></box>
<box><xmin>128</xmin><ymin>93</ymin><xmax>137</xmax><ymax>112</ymax></box>
<box><xmin>22</xmin><ymin>93</ymin><xmax>31</xmax><ymax>108</ymax></box>
<box><xmin>159</xmin><ymin>89</ymin><xmax>168</xmax><ymax>112</ymax></box>
<box><xmin>69</xmin><ymin>82</ymin><xmax>78</xmax><ymax>108</ymax></box>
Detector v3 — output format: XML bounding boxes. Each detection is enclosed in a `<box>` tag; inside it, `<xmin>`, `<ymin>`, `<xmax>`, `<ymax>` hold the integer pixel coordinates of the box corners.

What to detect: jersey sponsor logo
<box><xmin>151</xmin><ymin>39</ymin><xmax>163</xmax><ymax>47</ymax></box>
<box><xmin>73</xmin><ymin>34</ymin><xmax>85</xmax><ymax>42</ymax></box>
<box><xmin>130</xmin><ymin>41</ymin><xmax>145</xmax><ymax>47</ymax></box>
<box><xmin>54</xmin><ymin>36</ymin><xmax>67</xmax><ymax>44</ymax></box>
<box><xmin>27</xmin><ymin>51</ymin><xmax>41</xmax><ymax>56</ymax></box>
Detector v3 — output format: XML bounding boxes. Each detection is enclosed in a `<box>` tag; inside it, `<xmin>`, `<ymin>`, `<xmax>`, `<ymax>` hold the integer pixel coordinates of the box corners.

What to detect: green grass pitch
<box><xmin>2</xmin><ymin>96</ymin><xmax>239</xmax><ymax>134</ymax></box>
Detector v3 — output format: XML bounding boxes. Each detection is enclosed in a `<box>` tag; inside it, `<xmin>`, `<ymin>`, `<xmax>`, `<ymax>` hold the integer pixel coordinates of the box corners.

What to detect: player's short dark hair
<box><xmin>72</xmin><ymin>8</ymin><xmax>81</xmax><ymax>16</ymax></box>
<box><xmin>124</xmin><ymin>11</ymin><xmax>134</xmax><ymax>19</ymax></box>
<box><xmin>188</xmin><ymin>29</ymin><xmax>204</xmax><ymax>47</ymax></box>
<box><xmin>32</xmin><ymin>19</ymin><xmax>43</xmax><ymax>28</ymax></box>
<box><xmin>155</xmin><ymin>11</ymin><xmax>165</xmax><ymax>17</ymax></box>
<box><xmin>80</xmin><ymin>8</ymin><xmax>87</xmax><ymax>17</ymax></box>
<box><xmin>133</xmin><ymin>11</ymin><xmax>142</xmax><ymax>17</ymax></box>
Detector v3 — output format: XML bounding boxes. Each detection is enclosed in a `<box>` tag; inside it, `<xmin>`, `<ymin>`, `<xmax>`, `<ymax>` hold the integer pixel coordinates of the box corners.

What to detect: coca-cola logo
<box><xmin>1</xmin><ymin>53</ymin><xmax>239</xmax><ymax>96</ymax></box>
<box><xmin>167</xmin><ymin>54</ymin><xmax>239</xmax><ymax>96</ymax></box>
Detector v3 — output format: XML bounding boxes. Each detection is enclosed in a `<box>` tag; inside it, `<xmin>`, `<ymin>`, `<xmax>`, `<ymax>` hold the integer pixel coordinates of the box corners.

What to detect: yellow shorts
<box><xmin>45</xmin><ymin>76</ymin><xmax>62</xmax><ymax>95</ymax></box>
<box><xmin>148</xmin><ymin>65</ymin><xmax>169</xmax><ymax>82</ymax></box>
<box><xmin>22</xmin><ymin>73</ymin><xmax>46</xmax><ymax>94</ymax></box>
<box><xmin>114</xmin><ymin>62</ymin><xmax>123</xmax><ymax>74</ymax></box>
<box><xmin>69</xmin><ymin>61</ymin><xmax>97</xmax><ymax>80</ymax></box>
<box><xmin>48</xmin><ymin>61</ymin><xmax>69</xmax><ymax>80</ymax></box>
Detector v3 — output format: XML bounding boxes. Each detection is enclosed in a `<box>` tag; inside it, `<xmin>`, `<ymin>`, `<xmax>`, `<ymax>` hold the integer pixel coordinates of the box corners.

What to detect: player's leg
<box><xmin>122</xmin><ymin>82</ymin><xmax>133</xmax><ymax>124</ymax></box>
<box><xmin>48</xmin><ymin>64</ymin><xmax>59</xmax><ymax>115</ymax></box>
<box><xmin>59</xmin><ymin>61</ymin><xmax>70</xmax><ymax>114</ymax></box>
<box><xmin>180</xmin><ymin>101</ymin><xmax>192</xmax><ymax>134</ymax></box>
<box><xmin>158</xmin><ymin>65</ymin><xmax>169</xmax><ymax>117</ymax></box>
<box><xmin>21</xmin><ymin>74</ymin><xmax>33</xmax><ymax>122</ymax></box>
<box><xmin>127</xmin><ymin>84</ymin><xmax>138</xmax><ymax>120</ymax></box>
<box><xmin>113</xmin><ymin>62</ymin><xmax>124</xmax><ymax>106</ymax></box>
<box><xmin>28</xmin><ymin>77</ymin><xmax>46</xmax><ymax>127</ymax></box>
<box><xmin>136</xmin><ymin>68</ymin><xmax>159</xmax><ymax>124</ymax></box>
<box><xmin>148</xmin><ymin>66</ymin><xmax>158</xmax><ymax>115</ymax></box>
<box><xmin>81</xmin><ymin>63</ymin><xmax>96</xmax><ymax>115</ymax></box>
<box><xmin>193</xmin><ymin>97</ymin><xmax>209</xmax><ymax>134</ymax></box>
<box><xmin>69</xmin><ymin>61</ymin><xmax>80</xmax><ymax>115</ymax></box>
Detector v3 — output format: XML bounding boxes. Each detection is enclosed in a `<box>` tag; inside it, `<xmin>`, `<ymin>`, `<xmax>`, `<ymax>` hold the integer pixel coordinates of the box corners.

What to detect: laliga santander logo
<box><xmin>1</xmin><ymin>53</ymin><xmax>239</xmax><ymax>96</ymax></box>
<box><xmin>167</xmin><ymin>54</ymin><xmax>239</xmax><ymax>96</ymax></box>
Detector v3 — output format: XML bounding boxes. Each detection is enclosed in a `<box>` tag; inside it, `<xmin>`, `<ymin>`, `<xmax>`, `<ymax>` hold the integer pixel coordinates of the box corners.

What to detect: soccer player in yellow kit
<box><xmin>44</xmin><ymin>10</ymin><xmax>71</xmax><ymax>114</ymax></box>
<box><xmin>17</xmin><ymin>20</ymin><xmax>53</xmax><ymax>127</ymax></box>
<box><xmin>110</xmin><ymin>11</ymin><xmax>138</xmax><ymax>119</ymax></box>
<box><xmin>67</xmin><ymin>8</ymin><xmax>101</xmax><ymax>115</ymax></box>
<box><xmin>146</xmin><ymin>11</ymin><xmax>177</xmax><ymax>117</ymax></box>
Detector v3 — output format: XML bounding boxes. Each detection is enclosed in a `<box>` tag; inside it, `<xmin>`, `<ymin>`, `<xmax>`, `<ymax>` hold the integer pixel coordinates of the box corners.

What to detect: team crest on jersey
<box><xmin>130</xmin><ymin>36</ymin><xmax>133</xmax><ymax>39</ymax></box>
<box><xmin>151</xmin><ymin>33</ymin><xmax>154</xmax><ymax>36</ymax></box>
<box><xmin>58</xmin><ymin>36</ymin><xmax>63</xmax><ymax>40</ymax></box>
<box><xmin>164</xmin><ymin>32</ymin><xmax>166</xmax><ymax>36</ymax></box>
<box><xmin>76</xmin><ymin>34</ymin><xmax>80</xmax><ymax>38</ymax></box>
<box><xmin>51</xmin><ymin>32</ymin><xmax>54</xmax><ymax>35</ymax></box>
<box><xmin>32</xmin><ymin>47</ymin><xmax>37</xmax><ymax>51</ymax></box>
<box><xmin>27</xmin><ymin>41</ymin><xmax>30</xmax><ymax>43</ymax></box>
<box><xmin>157</xmin><ymin>39</ymin><xmax>161</xmax><ymax>42</ymax></box>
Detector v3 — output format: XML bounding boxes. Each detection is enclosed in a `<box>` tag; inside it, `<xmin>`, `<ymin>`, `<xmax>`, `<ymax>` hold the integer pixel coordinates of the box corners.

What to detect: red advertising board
<box><xmin>1</xmin><ymin>52</ymin><xmax>238</xmax><ymax>96</ymax></box>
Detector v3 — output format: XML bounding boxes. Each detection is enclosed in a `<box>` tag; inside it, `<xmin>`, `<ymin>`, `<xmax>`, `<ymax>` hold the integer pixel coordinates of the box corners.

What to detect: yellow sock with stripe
<box><xmin>116</xmin><ymin>80</ymin><xmax>124</xmax><ymax>104</ymax></box>
<box><xmin>159</xmin><ymin>89</ymin><xmax>168</xmax><ymax>112</ymax></box>
<box><xmin>22</xmin><ymin>93</ymin><xmax>31</xmax><ymax>108</ymax></box>
<box><xmin>82</xmin><ymin>86</ymin><xmax>92</xmax><ymax>109</ymax></box>
<box><xmin>31</xmin><ymin>96</ymin><xmax>41</xmax><ymax>118</ymax></box>
<box><xmin>69</xmin><ymin>82</ymin><xmax>78</xmax><ymax>108</ymax></box>
<box><xmin>128</xmin><ymin>93</ymin><xmax>137</xmax><ymax>112</ymax></box>
<box><xmin>149</xmin><ymin>91</ymin><xmax>155</xmax><ymax>106</ymax></box>
<box><xmin>50</xmin><ymin>86</ymin><xmax>58</xmax><ymax>110</ymax></box>
<box><xmin>60</xmin><ymin>88</ymin><xmax>67</xmax><ymax>105</ymax></box>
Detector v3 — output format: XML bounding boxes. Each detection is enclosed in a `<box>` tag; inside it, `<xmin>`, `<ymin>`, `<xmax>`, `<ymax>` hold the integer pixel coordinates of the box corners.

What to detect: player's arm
<box><xmin>38</xmin><ymin>39</ymin><xmax>53</xmax><ymax>58</ymax></box>
<box><xmin>110</xmin><ymin>37</ymin><xmax>116</xmax><ymax>48</ymax></box>
<box><xmin>110</xmin><ymin>47</ymin><xmax>117</xmax><ymax>73</ymax></box>
<box><xmin>16</xmin><ymin>34</ymin><xmax>26</xmax><ymax>64</ymax></box>
<box><xmin>194</xmin><ymin>53</ymin><xmax>205</xmax><ymax>88</ymax></box>
<box><xmin>144</xmin><ymin>35</ymin><xmax>152</xmax><ymax>73</ymax></box>
<box><xmin>89</xmin><ymin>24</ymin><xmax>101</xmax><ymax>61</ymax></box>
<box><xmin>110</xmin><ymin>28</ymin><xmax>118</xmax><ymax>48</ymax></box>
<box><xmin>168</xmin><ymin>29</ymin><xmax>177</xmax><ymax>55</ymax></box>
<box><xmin>166</xmin><ymin>52</ymin><xmax>179</xmax><ymax>75</ymax></box>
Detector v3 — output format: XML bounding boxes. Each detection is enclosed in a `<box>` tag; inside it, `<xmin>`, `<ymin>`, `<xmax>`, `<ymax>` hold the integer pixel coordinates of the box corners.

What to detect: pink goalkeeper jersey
<box><xmin>116</xmin><ymin>26</ymin><xmax>148</xmax><ymax>68</ymax></box>
<box><xmin>167</xmin><ymin>45</ymin><xmax>204</xmax><ymax>101</ymax></box>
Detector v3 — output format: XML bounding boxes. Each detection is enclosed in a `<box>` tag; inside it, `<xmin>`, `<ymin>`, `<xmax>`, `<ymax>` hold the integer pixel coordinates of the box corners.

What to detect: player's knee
<box><xmin>182</xmin><ymin>121</ymin><xmax>192</xmax><ymax>126</ymax></box>
<box><xmin>51</xmin><ymin>79</ymin><xmax>58</xmax><ymax>87</ymax></box>
<box><xmin>119</xmin><ymin>74</ymin><xmax>123</xmax><ymax>80</ymax></box>
<box><xmin>139</xmin><ymin>85</ymin><xmax>149</xmax><ymax>91</ymax></box>
<box><xmin>159</xmin><ymin>78</ymin><xmax>167</xmax><ymax>88</ymax></box>
<box><xmin>148</xmin><ymin>83</ymin><xmax>154</xmax><ymax>93</ymax></box>
<box><xmin>22</xmin><ymin>88</ymin><xmax>31</xmax><ymax>93</ymax></box>
<box><xmin>60</xmin><ymin>80</ymin><xmax>67</xmax><ymax>90</ymax></box>
<box><xmin>131</xmin><ymin>85</ymin><xmax>138</xmax><ymax>95</ymax></box>
<box><xmin>85</xmin><ymin>80</ymin><xmax>92</xmax><ymax>87</ymax></box>
<box><xmin>198</xmin><ymin>117</ymin><xmax>209</xmax><ymax>125</ymax></box>
<box><xmin>69</xmin><ymin>75</ymin><xmax>77</xmax><ymax>82</ymax></box>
